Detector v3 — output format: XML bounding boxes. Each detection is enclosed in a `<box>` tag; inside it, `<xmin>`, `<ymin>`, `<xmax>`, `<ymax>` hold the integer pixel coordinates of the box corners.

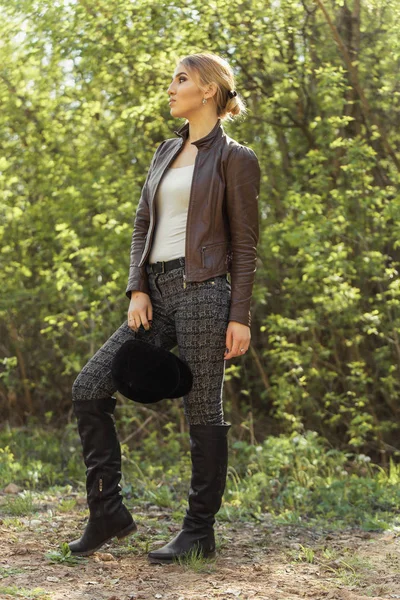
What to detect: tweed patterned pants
<box><xmin>72</xmin><ymin>257</ymin><xmax>232</xmax><ymax>425</ymax></box>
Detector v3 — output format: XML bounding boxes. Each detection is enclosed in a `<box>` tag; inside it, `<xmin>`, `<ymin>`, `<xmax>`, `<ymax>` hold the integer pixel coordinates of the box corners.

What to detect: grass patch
<box><xmin>0</xmin><ymin>586</ymin><xmax>51</xmax><ymax>599</ymax></box>
<box><xmin>2</xmin><ymin>517</ymin><xmax>26</xmax><ymax>531</ymax></box>
<box><xmin>175</xmin><ymin>546</ymin><xmax>217</xmax><ymax>573</ymax></box>
<box><xmin>57</xmin><ymin>498</ymin><xmax>76</xmax><ymax>513</ymax></box>
<box><xmin>0</xmin><ymin>567</ymin><xmax>25</xmax><ymax>580</ymax></box>
<box><xmin>1</xmin><ymin>492</ymin><xmax>36</xmax><ymax>516</ymax></box>
<box><xmin>45</xmin><ymin>542</ymin><xmax>88</xmax><ymax>566</ymax></box>
<box><xmin>1</xmin><ymin>425</ymin><xmax>399</xmax><ymax>531</ymax></box>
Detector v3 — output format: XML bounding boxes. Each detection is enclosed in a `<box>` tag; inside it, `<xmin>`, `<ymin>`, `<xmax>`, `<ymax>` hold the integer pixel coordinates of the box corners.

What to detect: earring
<box><xmin>202</xmin><ymin>98</ymin><xmax>207</xmax><ymax>104</ymax></box>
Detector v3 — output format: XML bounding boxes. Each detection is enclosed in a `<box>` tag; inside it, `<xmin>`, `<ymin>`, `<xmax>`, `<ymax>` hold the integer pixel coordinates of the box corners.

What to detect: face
<box><xmin>167</xmin><ymin>62</ymin><xmax>207</xmax><ymax>117</ymax></box>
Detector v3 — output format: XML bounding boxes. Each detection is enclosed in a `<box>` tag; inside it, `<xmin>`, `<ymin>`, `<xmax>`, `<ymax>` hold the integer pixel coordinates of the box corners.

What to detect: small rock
<box><xmin>4</xmin><ymin>483</ymin><xmax>21</xmax><ymax>494</ymax></box>
<box><xmin>11</xmin><ymin>548</ymin><xmax>30</xmax><ymax>555</ymax></box>
<box><xmin>29</xmin><ymin>519</ymin><xmax>42</xmax><ymax>527</ymax></box>
<box><xmin>94</xmin><ymin>552</ymin><xmax>116</xmax><ymax>562</ymax></box>
<box><xmin>99</xmin><ymin>561</ymin><xmax>119</xmax><ymax>569</ymax></box>
<box><xmin>46</xmin><ymin>576</ymin><xmax>60</xmax><ymax>582</ymax></box>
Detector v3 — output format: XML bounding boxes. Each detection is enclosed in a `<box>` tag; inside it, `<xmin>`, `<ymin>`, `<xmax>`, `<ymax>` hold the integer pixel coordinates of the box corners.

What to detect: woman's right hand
<box><xmin>128</xmin><ymin>292</ymin><xmax>153</xmax><ymax>332</ymax></box>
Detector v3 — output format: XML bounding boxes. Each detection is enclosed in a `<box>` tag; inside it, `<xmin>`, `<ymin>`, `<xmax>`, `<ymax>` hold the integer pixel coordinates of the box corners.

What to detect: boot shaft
<box><xmin>73</xmin><ymin>396</ymin><xmax>123</xmax><ymax>515</ymax></box>
<box><xmin>184</xmin><ymin>422</ymin><xmax>231</xmax><ymax>529</ymax></box>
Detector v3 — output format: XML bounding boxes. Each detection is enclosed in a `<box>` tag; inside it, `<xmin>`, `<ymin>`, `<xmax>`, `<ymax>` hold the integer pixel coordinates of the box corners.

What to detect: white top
<box><xmin>148</xmin><ymin>164</ymin><xmax>194</xmax><ymax>264</ymax></box>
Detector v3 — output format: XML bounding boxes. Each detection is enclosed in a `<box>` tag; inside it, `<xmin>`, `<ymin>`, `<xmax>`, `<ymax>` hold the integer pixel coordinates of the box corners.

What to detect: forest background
<box><xmin>1</xmin><ymin>0</ymin><xmax>400</xmax><ymax>500</ymax></box>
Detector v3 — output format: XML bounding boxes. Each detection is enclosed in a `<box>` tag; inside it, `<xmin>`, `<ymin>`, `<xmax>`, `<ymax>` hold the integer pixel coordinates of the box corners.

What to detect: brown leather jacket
<box><xmin>125</xmin><ymin>117</ymin><xmax>261</xmax><ymax>328</ymax></box>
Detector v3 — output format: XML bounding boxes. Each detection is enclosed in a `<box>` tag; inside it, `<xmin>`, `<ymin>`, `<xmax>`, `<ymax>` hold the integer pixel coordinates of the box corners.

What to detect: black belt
<box><xmin>146</xmin><ymin>257</ymin><xmax>185</xmax><ymax>275</ymax></box>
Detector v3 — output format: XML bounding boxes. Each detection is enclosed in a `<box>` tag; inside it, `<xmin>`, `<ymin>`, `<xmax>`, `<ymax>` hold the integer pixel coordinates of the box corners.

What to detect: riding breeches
<box><xmin>71</xmin><ymin>259</ymin><xmax>232</xmax><ymax>425</ymax></box>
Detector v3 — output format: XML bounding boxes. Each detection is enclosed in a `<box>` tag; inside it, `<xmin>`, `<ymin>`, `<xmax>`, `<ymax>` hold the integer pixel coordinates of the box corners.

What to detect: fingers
<box><xmin>128</xmin><ymin>313</ymin><xmax>153</xmax><ymax>332</ymax></box>
<box><xmin>224</xmin><ymin>328</ymin><xmax>233</xmax><ymax>359</ymax></box>
<box><xmin>224</xmin><ymin>338</ymin><xmax>249</xmax><ymax>360</ymax></box>
<box><xmin>128</xmin><ymin>306</ymin><xmax>153</xmax><ymax>333</ymax></box>
<box><xmin>141</xmin><ymin>315</ymin><xmax>151</xmax><ymax>330</ymax></box>
<box><xmin>127</xmin><ymin>314</ymin><xmax>139</xmax><ymax>332</ymax></box>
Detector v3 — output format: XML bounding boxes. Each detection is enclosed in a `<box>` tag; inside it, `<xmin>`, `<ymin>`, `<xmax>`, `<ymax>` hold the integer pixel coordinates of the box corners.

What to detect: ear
<box><xmin>205</xmin><ymin>81</ymin><xmax>218</xmax><ymax>100</ymax></box>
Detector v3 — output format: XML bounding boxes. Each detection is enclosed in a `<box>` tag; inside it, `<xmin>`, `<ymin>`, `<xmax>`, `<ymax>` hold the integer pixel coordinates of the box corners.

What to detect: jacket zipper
<box><xmin>183</xmin><ymin>150</ymin><xmax>200</xmax><ymax>289</ymax></box>
<box><xmin>139</xmin><ymin>141</ymin><xmax>184</xmax><ymax>268</ymax></box>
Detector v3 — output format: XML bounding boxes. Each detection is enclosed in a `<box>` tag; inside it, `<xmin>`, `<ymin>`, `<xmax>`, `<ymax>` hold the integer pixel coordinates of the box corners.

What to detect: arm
<box><xmin>125</xmin><ymin>142</ymin><xmax>165</xmax><ymax>299</ymax></box>
<box><xmin>225</xmin><ymin>144</ymin><xmax>261</xmax><ymax>328</ymax></box>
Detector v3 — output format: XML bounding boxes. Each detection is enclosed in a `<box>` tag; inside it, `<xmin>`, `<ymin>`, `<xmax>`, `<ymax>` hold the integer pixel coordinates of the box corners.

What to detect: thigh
<box><xmin>175</xmin><ymin>275</ymin><xmax>231</xmax><ymax>425</ymax></box>
<box><xmin>72</xmin><ymin>276</ymin><xmax>178</xmax><ymax>402</ymax></box>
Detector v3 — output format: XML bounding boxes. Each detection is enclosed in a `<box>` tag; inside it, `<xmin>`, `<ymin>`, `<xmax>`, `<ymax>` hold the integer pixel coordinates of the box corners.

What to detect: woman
<box><xmin>67</xmin><ymin>52</ymin><xmax>261</xmax><ymax>563</ymax></box>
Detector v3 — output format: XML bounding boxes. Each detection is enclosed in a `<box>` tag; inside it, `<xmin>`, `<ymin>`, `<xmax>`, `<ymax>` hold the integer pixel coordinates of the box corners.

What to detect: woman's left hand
<box><xmin>224</xmin><ymin>321</ymin><xmax>251</xmax><ymax>360</ymax></box>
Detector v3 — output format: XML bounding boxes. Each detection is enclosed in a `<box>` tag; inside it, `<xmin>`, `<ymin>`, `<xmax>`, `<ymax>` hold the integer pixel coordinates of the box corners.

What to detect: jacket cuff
<box><xmin>125</xmin><ymin>266</ymin><xmax>150</xmax><ymax>299</ymax></box>
<box><xmin>228</xmin><ymin>306</ymin><xmax>252</xmax><ymax>328</ymax></box>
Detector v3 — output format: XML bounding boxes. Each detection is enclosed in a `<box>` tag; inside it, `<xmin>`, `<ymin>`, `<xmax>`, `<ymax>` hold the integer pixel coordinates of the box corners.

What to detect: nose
<box><xmin>168</xmin><ymin>79</ymin><xmax>179</xmax><ymax>95</ymax></box>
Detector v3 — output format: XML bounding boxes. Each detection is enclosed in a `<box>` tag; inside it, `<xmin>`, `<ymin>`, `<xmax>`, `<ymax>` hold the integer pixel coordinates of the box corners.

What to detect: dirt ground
<box><xmin>0</xmin><ymin>490</ymin><xmax>399</xmax><ymax>600</ymax></box>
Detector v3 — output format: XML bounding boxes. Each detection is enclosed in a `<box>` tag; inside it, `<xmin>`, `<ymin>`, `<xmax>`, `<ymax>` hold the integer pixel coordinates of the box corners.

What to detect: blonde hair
<box><xmin>176</xmin><ymin>52</ymin><xmax>247</xmax><ymax>122</ymax></box>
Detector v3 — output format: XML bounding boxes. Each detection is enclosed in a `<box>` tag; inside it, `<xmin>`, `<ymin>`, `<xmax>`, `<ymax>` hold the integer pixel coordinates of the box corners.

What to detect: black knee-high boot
<box><xmin>67</xmin><ymin>396</ymin><xmax>137</xmax><ymax>556</ymax></box>
<box><xmin>148</xmin><ymin>422</ymin><xmax>231</xmax><ymax>563</ymax></box>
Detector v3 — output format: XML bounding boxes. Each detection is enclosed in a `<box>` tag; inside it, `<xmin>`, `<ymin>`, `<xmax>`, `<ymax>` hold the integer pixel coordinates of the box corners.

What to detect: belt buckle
<box><xmin>160</xmin><ymin>261</ymin><xmax>165</xmax><ymax>274</ymax></box>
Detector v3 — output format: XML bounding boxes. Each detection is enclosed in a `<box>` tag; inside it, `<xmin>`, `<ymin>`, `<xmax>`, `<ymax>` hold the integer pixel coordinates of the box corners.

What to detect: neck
<box><xmin>186</xmin><ymin>115</ymin><xmax>219</xmax><ymax>144</ymax></box>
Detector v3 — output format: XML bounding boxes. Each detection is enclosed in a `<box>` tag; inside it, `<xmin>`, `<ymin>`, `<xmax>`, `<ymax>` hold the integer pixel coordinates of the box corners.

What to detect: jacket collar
<box><xmin>173</xmin><ymin>117</ymin><xmax>224</xmax><ymax>148</ymax></box>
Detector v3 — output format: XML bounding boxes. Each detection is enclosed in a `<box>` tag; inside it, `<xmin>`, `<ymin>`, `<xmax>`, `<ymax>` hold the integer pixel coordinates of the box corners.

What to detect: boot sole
<box><xmin>148</xmin><ymin>549</ymin><xmax>216</xmax><ymax>564</ymax></box>
<box><xmin>70</xmin><ymin>521</ymin><xmax>138</xmax><ymax>557</ymax></box>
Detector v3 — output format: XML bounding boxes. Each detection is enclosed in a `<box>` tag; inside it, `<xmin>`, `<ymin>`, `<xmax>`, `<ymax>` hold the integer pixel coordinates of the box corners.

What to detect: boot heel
<box><xmin>116</xmin><ymin>521</ymin><xmax>137</xmax><ymax>539</ymax></box>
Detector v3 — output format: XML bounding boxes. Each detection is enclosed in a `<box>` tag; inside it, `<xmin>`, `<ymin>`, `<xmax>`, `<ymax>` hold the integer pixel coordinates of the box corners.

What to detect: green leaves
<box><xmin>1</xmin><ymin>0</ymin><xmax>400</xmax><ymax>458</ymax></box>
<box><xmin>45</xmin><ymin>542</ymin><xmax>87</xmax><ymax>566</ymax></box>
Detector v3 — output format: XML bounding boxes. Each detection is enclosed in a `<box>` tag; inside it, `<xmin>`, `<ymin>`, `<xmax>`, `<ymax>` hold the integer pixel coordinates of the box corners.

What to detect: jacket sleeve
<box><xmin>125</xmin><ymin>142</ymin><xmax>165</xmax><ymax>299</ymax></box>
<box><xmin>225</xmin><ymin>144</ymin><xmax>261</xmax><ymax>328</ymax></box>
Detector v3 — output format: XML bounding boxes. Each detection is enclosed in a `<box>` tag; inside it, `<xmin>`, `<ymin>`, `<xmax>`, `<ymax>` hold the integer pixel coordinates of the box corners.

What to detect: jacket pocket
<box><xmin>201</xmin><ymin>241</ymin><xmax>228</xmax><ymax>269</ymax></box>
